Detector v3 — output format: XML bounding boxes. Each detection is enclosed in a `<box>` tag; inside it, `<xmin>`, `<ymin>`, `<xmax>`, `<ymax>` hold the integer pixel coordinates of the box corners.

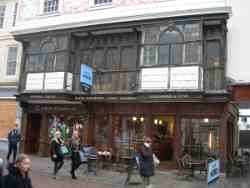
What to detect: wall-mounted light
<box><xmin>132</xmin><ymin>116</ymin><xmax>137</xmax><ymax>122</ymax></box>
<box><xmin>159</xmin><ymin>120</ymin><xmax>163</xmax><ymax>125</ymax></box>
<box><xmin>208</xmin><ymin>131</ymin><xmax>212</xmax><ymax>149</ymax></box>
<box><xmin>204</xmin><ymin>118</ymin><xmax>209</xmax><ymax>123</ymax></box>
<box><xmin>154</xmin><ymin>119</ymin><xmax>158</xmax><ymax>125</ymax></box>
<box><xmin>140</xmin><ymin>117</ymin><xmax>144</xmax><ymax>122</ymax></box>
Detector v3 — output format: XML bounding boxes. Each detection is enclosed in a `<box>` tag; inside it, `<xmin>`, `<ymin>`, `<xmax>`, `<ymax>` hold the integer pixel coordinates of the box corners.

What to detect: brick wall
<box><xmin>0</xmin><ymin>99</ymin><xmax>16</xmax><ymax>139</ymax></box>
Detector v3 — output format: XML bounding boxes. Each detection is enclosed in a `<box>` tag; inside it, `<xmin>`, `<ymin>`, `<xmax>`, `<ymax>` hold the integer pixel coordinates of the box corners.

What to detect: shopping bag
<box><xmin>153</xmin><ymin>153</ymin><xmax>160</xmax><ymax>167</ymax></box>
<box><xmin>60</xmin><ymin>145</ymin><xmax>69</xmax><ymax>155</ymax></box>
<box><xmin>79</xmin><ymin>150</ymin><xmax>88</xmax><ymax>162</ymax></box>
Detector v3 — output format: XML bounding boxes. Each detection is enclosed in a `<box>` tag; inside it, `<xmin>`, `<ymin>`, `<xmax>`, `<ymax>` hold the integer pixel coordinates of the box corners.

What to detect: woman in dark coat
<box><xmin>138</xmin><ymin>137</ymin><xmax>154</xmax><ymax>188</ymax></box>
<box><xmin>50</xmin><ymin>130</ymin><xmax>64</xmax><ymax>179</ymax></box>
<box><xmin>69</xmin><ymin>130</ymin><xmax>81</xmax><ymax>179</ymax></box>
<box><xmin>4</xmin><ymin>154</ymin><xmax>33</xmax><ymax>188</ymax></box>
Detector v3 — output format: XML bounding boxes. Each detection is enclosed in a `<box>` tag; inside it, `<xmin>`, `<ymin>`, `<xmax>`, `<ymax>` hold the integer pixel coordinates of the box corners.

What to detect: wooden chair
<box><xmin>176</xmin><ymin>157</ymin><xmax>193</xmax><ymax>179</ymax></box>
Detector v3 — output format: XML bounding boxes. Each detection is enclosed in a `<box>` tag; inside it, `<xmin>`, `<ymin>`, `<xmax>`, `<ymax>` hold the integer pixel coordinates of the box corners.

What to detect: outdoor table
<box><xmin>97</xmin><ymin>151</ymin><xmax>112</xmax><ymax>169</ymax></box>
<box><xmin>189</xmin><ymin>160</ymin><xmax>206</xmax><ymax>176</ymax></box>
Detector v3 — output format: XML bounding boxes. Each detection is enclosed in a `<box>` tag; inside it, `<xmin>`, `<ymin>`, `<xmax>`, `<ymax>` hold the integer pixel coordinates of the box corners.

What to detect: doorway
<box><xmin>153</xmin><ymin>116</ymin><xmax>175</xmax><ymax>162</ymax></box>
<box><xmin>26</xmin><ymin>114</ymin><xmax>41</xmax><ymax>154</ymax></box>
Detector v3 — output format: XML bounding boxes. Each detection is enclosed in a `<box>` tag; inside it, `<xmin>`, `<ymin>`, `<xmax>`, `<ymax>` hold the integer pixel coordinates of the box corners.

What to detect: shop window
<box><xmin>94</xmin><ymin>116</ymin><xmax>109</xmax><ymax>147</ymax></box>
<box><xmin>48</xmin><ymin>115</ymin><xmax>84</xmax><ymax>142</ymax></box>
<box><xmin>181</xmin><ymin>118</ymin><xmax>220</xmax><ymax>160</ymax></box>
<box><xmin>114</xmin><ymin>116</ymin><xmax>146</xmax><ymax>157</ymax></box>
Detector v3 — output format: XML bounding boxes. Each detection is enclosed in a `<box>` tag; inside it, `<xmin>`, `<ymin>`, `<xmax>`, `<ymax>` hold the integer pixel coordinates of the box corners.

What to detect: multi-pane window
<box><xmin>140</xmin><ymin>21</ymin><xmax>225</xmax><ymax>91</ymax></box>
<box><xmin>204</xmin><ymin>24</ymin><xmax>225</xmax><ymax>90</ymax></box>
<box><xmin>94</xmin><ymin>0</ymin><xmax>112</xmax><ymax>5</ymax></box>
<box><xmin>0</xmin><ymin>5</ymin><xmax>6</xmax><ymax>28</ymax></box>
<box><xmin>140</xmin><ymin>23</ymin><xmax>203</xmax><ymax>90</ymax></box>
<box><xmin>141</xmin><ymin>23</ymin><xmax>202</xmax><ymax>66</ymax></box>
<box><xmin>78</xmin><ymin>32</ymin><xmax>139</xmax><ymax>92</ymax></box>
<box><xmin>44</xmin><ymin>0</ymin><xmax>58</xmax><ymax>13</ymax></box>
<box><xmin>181</xmin><ymin>118</ymin><xmax>220</xmax><ymax>160</ymax></box>
<box><xmin>6</xmin><ymin>47</ymin><xmax>18</xmax><ymax>76</ymax></box>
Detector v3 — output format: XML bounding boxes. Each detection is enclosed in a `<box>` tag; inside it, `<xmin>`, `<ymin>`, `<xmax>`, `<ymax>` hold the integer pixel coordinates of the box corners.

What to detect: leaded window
<box><xmin>204</xmin><ymin>24</ymin><xmax>225</xmax><ymax>91</ymax></box>
<box><xmin>78</xmin><ymin>32</ymin><xmax>139</xmax><ymax>93</ymax></box>
<box><xmin>44</xmin><ymin>0</ymin><xmax>58</xmax><ymax>13</ymax></box>
<box><xmin>141</xmin><ymin>23</ymin><xmax>202</xmax><ymax>66</ymax></box>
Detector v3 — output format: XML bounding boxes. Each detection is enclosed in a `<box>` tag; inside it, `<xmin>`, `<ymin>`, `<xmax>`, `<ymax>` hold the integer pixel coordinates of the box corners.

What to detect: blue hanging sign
<box><xmin>207</xmin><ymin>160</ymin><xmax>220</xmax><ymax>184</ymax></box>
<box><xmin>80</xmin><ymin>64</ymin><xmax>93</xmax><ymax>88</ymax></box>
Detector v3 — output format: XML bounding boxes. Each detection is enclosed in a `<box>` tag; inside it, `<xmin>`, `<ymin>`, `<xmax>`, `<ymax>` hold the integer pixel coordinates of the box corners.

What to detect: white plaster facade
<box><xmin>11</xmin><ymin>0</ymin><xmax>231</xmax><ymax>35</ymax></box>
<box><xmin>227</xmin><ymin>0</ymin><xmax>250</xmax><ymax>83</ymax></box>
<box><xmin>0</xmin><ymin>0</ymin><xmax>22</xmax><ymax>87</ymax></box>
<box><xmin>0</xmin><ymin>0</ymin><xmax>22</xmax><ymax>138</ymax></box>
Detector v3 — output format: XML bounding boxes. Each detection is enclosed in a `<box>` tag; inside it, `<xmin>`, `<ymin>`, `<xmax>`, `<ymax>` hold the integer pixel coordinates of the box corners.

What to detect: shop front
<box><xmin>87</xmin><ymin>101</ymin><xmax>237</xmax><ymax>171</ymax></box>
<box><xmin>19</xmin><ymin>96</ymin><xmax>88</xmax><ymax>156</ymax></box>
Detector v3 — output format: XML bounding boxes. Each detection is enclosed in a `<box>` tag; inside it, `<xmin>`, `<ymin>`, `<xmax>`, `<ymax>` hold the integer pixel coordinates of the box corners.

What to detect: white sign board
<box><xmin>207</xmin><ymin>160</ymin><xmax>220</xmax><ymax>184</ymax></box>
<box><xmin>170</xmin><ymin>66</ymin><xmax>200</xmax><ymax>89</ymax></box>
<box><xmin>141</xmin><ymin>67</ymin><xmax>168</xmax><ymax>90</ymax></box>
<box><xmin>66</xmin><ymin>72</ymin><xmax>73</xmax><ymax>91</ymax></box>
<box><xmin>44</xmin><ymin>72</ymin><xmax>64</xmax><ymax>90</ymax></box>
<box><xmin>26</xmin><ymin>73</ymin><xmax>44</xmax><ymax>90</ymax></box>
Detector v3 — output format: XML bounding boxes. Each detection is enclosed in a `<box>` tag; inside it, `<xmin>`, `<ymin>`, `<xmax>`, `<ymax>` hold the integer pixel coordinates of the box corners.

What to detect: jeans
<box><xmin>7</xmin><ymin>143</ymin><xmax>17</xmax><ymax>162</ymax></box>
<box><xmin>53</xmin><ymin>157</ymin><xmax>64</xmax><ymax>175</ymax></box>
<box><xmin>71</xmin><ymin>152</ymin><xmax>81</xmax><ymax>177</ymax></box>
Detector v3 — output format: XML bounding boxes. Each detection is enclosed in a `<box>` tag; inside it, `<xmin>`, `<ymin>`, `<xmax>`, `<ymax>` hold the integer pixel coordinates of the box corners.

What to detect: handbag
<box><xmin>153</xmin><ymin>153</ymin><xmax>160</xmax><ymax>167</ymax></box>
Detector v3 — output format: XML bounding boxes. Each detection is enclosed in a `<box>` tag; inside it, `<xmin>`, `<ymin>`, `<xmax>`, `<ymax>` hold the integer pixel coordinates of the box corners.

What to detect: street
<box><xmin>0</xmin><ymin>142</ymin><xmax>250</xmax><ymax>188</ymax></box>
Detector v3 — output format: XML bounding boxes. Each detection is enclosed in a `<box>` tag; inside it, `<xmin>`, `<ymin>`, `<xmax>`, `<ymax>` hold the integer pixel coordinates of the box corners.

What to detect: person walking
<box><xmin>4</xmin><ymin>154</ymin><xmax>33</xmax><ymax>188</ymax></box>
<box><xmin>7</xmin><ymin>127</ymin><xmax>21</xmax><ymax>163</ymax></box>
<box><xmin>50</xmin><ymin>130</ymin><xmax>64</xmax><ymax>179</ymax></box>
<box><xmin>69</xmin><ymin>130</ymin><xmax>81</xmax><ymax>179</ymax></box>
<box><xmin>0</xmin><ymin>158</ymin><xmax>4</xmax><ymax>188</ymax></box>
<box><xmin>138</xmin><ymin>137</ymin><xmax>154</xmax><ymax>188</ymax></box>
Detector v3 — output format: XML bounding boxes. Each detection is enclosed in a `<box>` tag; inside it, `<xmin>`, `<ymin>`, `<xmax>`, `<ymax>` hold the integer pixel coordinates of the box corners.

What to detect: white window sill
<box><xmin>36</xmin><ymin>11</ymin><xmax>60</xmax><ymax>19</ymax></box>
<box><xmin>5</xmin><ymin>75</ymin><xmax>17</xmax><ymax>80</ymax></box>
<box><xmin>88</xmin><ymin>3</ymin><xmax>114</xmax><ymax>11</ymax></box>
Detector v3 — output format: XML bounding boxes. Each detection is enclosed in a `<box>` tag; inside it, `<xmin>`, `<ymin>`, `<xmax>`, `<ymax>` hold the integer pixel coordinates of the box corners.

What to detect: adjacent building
<box><xmin>0</xmin><ymin>0</ymin><xmax>22</xmax><ymax>139</ymax></box>
<box><xmin>11</xmin><ymin>0</ymin><xmax>238</xmax><ymax>170</ymax></box>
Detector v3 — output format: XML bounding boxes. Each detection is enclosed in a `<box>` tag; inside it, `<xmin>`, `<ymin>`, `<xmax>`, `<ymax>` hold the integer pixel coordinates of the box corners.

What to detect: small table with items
<box><xmin>97</xmin><ymin>151</ymin><xmax>112</xmax><ymax>169</ymax></box>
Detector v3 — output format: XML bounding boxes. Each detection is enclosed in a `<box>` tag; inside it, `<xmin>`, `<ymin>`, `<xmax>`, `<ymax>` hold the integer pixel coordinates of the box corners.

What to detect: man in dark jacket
<box><xmin>4</xmin><ymin>154</ymin><xmax>33</xmax><ymax>188</ymax></box>
<box><xmin>0</xmin><ymin>158</ymin><xmax>4</xmax><ymax>188</ymax></box>
<box><xmin>7</xmin><ymin>127</ymin><xmax>21</xmax><ymax>163</ymax></box>
<box><xmin>138</xmin><ymin>137</ymin><xmax>154</xmax><ymax>188</ymax></box>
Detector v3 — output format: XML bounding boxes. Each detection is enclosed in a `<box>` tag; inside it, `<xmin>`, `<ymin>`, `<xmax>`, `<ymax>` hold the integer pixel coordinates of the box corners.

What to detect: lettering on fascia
<box><xmin>149</xmin><ymin>94</ymin><xmax>190</xmax><ymax>99</ymax></box>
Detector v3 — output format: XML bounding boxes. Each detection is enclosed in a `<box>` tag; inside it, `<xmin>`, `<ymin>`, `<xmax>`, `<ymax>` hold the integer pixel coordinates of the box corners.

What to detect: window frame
<box><xmin>89</xmin><ymin>0</ymin><xmax>112</xmax><ymax>8</ymax></box>
<box><xmin>0</xmin><ymin>5</ymin><xmax>6</xmax><ymax>28</ymax></box>
<box><xmin>42</xmin><ymin>0</ymin><xmax>59</xmax><ymax>14</ymax></box>
<box><xmin>6</xmin><ymin>46</ymin><xmax>18</xmax><ymax>77</ymax></box>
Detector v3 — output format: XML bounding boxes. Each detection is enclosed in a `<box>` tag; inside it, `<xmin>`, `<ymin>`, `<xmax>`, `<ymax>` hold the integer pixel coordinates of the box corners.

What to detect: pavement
<box><xmin>0</xmin><ymin>142</ymin><xmax>250</xmax><ymax>188</ymax></box>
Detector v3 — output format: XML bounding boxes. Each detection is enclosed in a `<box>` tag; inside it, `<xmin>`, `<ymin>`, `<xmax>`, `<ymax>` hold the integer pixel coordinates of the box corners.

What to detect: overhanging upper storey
<box><xmin>15</xmin><ymin>14</ymin><xmax>230</xmax><ymax>103</ymax></box>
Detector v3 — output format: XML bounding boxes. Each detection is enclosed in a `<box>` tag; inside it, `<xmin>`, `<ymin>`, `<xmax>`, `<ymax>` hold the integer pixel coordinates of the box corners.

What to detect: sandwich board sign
<box><xmin>207</xmin><ymin>160</ymin><xmax>220</xmax><ymax>184</ymax></box>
